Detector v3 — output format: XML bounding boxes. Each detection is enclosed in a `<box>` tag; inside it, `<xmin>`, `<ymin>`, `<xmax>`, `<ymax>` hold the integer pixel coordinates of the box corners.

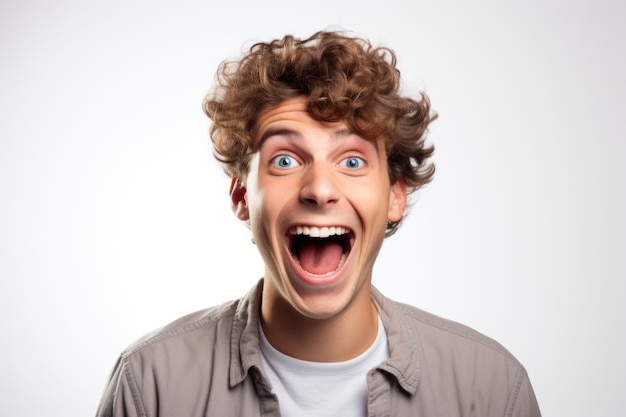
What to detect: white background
<box><xmin>1</xmin><ymin>1</ymin><xmax>624</xmax><ymax>416</ymax></box>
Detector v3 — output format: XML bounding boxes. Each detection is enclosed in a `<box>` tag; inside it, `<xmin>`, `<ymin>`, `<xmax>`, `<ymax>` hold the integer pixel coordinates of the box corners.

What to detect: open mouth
<box><xmin>287</xmin><ymin>226</ymin><xmax>353</xmax><ymax>276</ymax></box>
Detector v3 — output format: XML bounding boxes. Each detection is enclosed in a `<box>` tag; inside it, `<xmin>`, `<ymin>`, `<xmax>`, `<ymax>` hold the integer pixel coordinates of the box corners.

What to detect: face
<box><xmin>231</xmin><ymin>97</ymin><xmax>406</xmax><ymax>320</ymax></box>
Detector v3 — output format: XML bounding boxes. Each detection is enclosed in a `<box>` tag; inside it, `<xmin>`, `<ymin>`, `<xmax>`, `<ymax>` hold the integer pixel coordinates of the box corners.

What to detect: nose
<box><xmin>299</xmin><ymin>163</ymin><xmax>340</xmax><ymax>208</ymax></box>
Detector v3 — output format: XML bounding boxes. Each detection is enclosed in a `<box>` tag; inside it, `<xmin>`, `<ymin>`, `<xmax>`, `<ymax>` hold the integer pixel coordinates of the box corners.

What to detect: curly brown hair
<box><xmin>203</xmin><ymin>31</ymin><xmax>436</xmax><ymax>235</ymax></box>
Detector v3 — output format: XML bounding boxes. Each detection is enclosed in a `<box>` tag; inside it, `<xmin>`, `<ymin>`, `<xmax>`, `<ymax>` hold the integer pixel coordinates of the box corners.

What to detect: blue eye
<box><xmin>340</xmin><ymin>156</ymin><xmax>365</xmax><ymax>169</ymax></box>
<box><xmin>271</xmin><ymin>155</ymin><xmax>299</xmax><ymax>168</ymax></box>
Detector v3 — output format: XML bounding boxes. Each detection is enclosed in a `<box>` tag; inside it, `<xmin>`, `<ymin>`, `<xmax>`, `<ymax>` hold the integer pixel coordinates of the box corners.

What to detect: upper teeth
<box><xmin>289</xmin><ymin>226</ymin><xmax>349</xmax><ymax>238</ymax></box>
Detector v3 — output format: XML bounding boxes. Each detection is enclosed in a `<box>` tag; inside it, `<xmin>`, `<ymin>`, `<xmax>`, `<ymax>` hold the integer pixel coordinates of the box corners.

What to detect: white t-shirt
<box><xmin>259</xmin><ymin>317</ymin><xmax>389</xmax><ymax>417</ymax></box>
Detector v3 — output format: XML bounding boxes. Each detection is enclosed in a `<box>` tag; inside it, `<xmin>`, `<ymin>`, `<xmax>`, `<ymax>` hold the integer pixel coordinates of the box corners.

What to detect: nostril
<box><xmin>299</xmin><ymin>165</ymin><xmax>340</xmax><ymax>206</ymax></box>
<box><xmin>301</xmin><ymin>195</ymin><xmax>338</xmax><ymax>207</ymax></box>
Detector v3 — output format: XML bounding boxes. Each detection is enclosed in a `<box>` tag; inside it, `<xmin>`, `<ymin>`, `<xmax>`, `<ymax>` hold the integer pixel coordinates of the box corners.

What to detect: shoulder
<box><xmin>96</xmin><ymin>298</ymin><xmax>246</xmax><ymax>417</ymax></box>
<box><xmin>373</xmin><ymin>290</ymin><xmax>541</xmax><ymax>416</ymax></box>
<box><xmin>121</xmin><ymin>298</ymin><xmax>240</xmax><ymax>360</ymax></box>
<box><xmin>395</xmin><ymin>299</ymin><xmax>514</xmax><ymax>358</ymax></box>
<box><xmin>374</xmin><ymin>288</ymin><xmax>525</xmax><ymax>377</ymax></box>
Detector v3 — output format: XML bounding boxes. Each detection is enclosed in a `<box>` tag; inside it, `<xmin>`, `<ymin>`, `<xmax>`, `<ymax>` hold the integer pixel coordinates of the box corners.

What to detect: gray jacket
<box><xmin>96</xmin><ymin>281</ymin><xmax>541</xmax><ymax>416</ymax></box>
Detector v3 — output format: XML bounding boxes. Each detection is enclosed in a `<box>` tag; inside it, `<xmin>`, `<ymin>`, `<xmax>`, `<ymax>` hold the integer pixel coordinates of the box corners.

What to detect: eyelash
<box><xmin>339</xmin><ymin>156</ymin><xmax>365</xmax><ymax>170</ymax></box>
<box><xmin>269</xmin><ymin>154</ymin><xmax>366</xmax><ymax>171</ymax></box>
<box><xmin>270</xmin><ymin>154</ymin><xmax>300</xmax><ymax>168</ymax></box>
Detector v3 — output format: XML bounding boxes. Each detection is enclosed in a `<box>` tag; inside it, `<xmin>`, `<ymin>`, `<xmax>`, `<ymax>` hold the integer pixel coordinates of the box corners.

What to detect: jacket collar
<box><xmin>229</xmin><ymin>281</ymin><xmax>267</xmax><ymax>389</ymax></box>
<box><xmin>371</xmin><ymin>287</ymin><xmax>421</xmax><ymax>394</ymax></box>
<box><xmin>229</xmin><ymin>280</ymin><xmax>421</xmax><ymax>395</ymax></box>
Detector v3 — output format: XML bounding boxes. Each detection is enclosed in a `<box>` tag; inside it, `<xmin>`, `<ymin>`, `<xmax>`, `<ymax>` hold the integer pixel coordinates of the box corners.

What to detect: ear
<box><xmin>230</xmin><ymin>176</ymin><xmax>249</xmax><ymax>221</ymax></box>
<box><xmin>387</xmin><ymin>180</ymin><xmax>407</xmax><ymax>223</ymax></box>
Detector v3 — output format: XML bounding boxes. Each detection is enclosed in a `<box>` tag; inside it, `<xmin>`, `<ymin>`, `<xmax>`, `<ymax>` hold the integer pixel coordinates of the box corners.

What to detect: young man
<box><xmin>96</xmin><ymin>31</ymin><xmax>541</xmax><ymax>416</ymax></box>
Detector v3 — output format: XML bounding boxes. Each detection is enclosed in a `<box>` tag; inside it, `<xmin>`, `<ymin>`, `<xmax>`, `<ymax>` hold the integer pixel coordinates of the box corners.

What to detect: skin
<box><xmin>231</xmin><ymin>97</ymin><xmax>406</xmax><ymax>362</ymax></box>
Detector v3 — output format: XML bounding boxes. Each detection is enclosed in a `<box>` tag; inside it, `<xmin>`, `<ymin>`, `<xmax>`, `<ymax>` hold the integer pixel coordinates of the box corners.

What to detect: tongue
<box><xmin>298</xmin><ymin>239</ymin><xmax>344</xmax><ymax>275</ymax></box>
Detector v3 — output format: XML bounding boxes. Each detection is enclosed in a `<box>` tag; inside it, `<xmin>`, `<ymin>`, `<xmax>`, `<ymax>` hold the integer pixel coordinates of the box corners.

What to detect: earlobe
<box><xmin>230</xmin><ymin>176</ymin><xmax>249</xmax><ymax>221</ymax></box>
<box><xmin>388</xmin><ymin>180</ymin><xmax>407</xmax><ymax>222</ymax></box>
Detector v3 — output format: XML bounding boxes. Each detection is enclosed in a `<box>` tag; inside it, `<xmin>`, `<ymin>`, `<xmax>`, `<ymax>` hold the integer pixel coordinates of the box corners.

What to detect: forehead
<box><xmin>254</xmin><ymin>97</ymin><xmax>311</xmax><ymax>132</ymax></box>
<box><xmin>251</xmin><ymin>96</ymin><xmax>387</xmax><ymax>159</ymax></box>
<box><xmin>252</xmin><ymin>97</ymin><xmax>342</xmax><ymax>146</ymax></box>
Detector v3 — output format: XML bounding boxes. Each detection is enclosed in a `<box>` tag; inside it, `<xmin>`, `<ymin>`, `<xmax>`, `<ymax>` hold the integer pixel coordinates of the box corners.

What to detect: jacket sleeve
<box><xmin>508</xmin><ymin>366</ymin><xmax>542</xmax><ymax>417</ymax></box>
<box><xmin>96</xmin><ymin>355</ymin><xmax>144</xmax><ymax>417</ymax></box>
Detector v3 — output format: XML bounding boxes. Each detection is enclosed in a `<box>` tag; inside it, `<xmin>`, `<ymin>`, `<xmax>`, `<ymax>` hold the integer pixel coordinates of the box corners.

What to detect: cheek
<box><xmin>243</xmin><ymin>187</ymin><xmax>268</xmax><ymax>233</ymax></box>
<box><xmin>349</xmin><ymin>183</ymin><xmax>392</xmax><ymax>219</ymax></box>
<box><xmin>248</xmin><ymin>185</ymin><xmax>284</xmax><ymax>228</ymax></box>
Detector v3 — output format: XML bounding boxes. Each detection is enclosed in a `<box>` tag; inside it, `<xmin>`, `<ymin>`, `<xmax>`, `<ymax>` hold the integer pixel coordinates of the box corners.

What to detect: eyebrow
<box><xmin>257</xmin><ymin>128</ymin><xmax>295</xmax><ymax>147</ymax></box>
<box><xmin>256</xmin><ymin>127</ymin><xmax>354</xmax><ymax>150</ymax></box>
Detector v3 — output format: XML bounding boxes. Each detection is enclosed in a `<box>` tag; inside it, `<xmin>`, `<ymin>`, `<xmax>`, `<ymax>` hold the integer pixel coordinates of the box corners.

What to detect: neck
<box><xmin>260</xmin><ymin>283</ymin><xmax>378</xmax><ymax>362</ymax></box>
